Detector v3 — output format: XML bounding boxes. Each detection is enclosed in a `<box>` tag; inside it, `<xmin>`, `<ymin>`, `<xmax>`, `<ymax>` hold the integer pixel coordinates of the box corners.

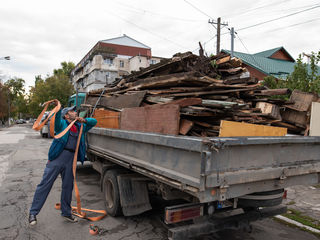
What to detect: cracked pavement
<box><xmin>0</xmin><ymin>125</ymin><xmax>318</xmax><ymax>240</ymax></box>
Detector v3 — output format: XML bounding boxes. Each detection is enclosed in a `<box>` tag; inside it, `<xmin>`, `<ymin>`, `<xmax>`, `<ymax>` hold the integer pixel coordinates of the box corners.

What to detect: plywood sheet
<box><xmin>219</xmin><ymin>120</ymin><xmax>287</xmax><ymax>137</ymax></box>
<box><xmin>93</xmin><ymin>109</ymin><xmax>120</xmax><ymax>129</ymax></box>
<box><xmin>120</xmin><ymin>104</ymin><xmax>180</xmax><ymax>135</ymax></box>
<box><xmin>310</xmin><ymin>102</ymin><xmax>320</xmax><ymax>136</ymax></box>
<box><xmin>87</xmin><ymin>91</ymin><xmax>146</xmax><ymax>109</ymax></box>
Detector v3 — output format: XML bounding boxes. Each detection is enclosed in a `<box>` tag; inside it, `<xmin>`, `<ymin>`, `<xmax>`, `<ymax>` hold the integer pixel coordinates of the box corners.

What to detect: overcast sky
<box><xmin>0</xmin><ymin>0</ymin><xmax>319</xmax><ymax>90</ymax></box>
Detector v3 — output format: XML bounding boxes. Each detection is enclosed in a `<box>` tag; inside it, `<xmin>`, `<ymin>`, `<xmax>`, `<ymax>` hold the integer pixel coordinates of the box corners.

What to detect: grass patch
<box><xmin>313</xmin><ymin>184</ymin><xmax>320</xmax><ymax>189</ymax></box>
<box><xmin>274</xmin><ymin>217</ymin><xmax>320</xmax><ymax>238</ymax></box>
<box><xmin>286</xmin><ymin>201</ymin><xmax>296</xmax><ymax>205</ymax></box>
<box><xmin>283</xmin><ymin>208</ymin><xmax>320</xmax><ymax>231</ymax></box>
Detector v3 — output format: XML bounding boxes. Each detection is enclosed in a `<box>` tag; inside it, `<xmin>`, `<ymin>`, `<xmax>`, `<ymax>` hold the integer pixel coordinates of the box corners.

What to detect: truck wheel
<box><xmin>238</xmin><ymin>189</ymin><xmax>284</xmax><ymax>209</ymax></box>
<box><xmin>102</xmin><ymin>169</ymin><xmax>122</xmax><ymax>216</ymax></box>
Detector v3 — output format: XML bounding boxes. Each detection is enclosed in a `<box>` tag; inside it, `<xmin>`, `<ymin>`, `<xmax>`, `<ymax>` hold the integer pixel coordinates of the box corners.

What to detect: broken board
<box><xmin>120</xmin><ymin>104</ymin><xmax>180</xmax><ymax>135</ymax></box>
<box><xmin>219</xmin><ymin>120</ymin><xmax>287</xmax><ymax>137</ymax></box>
<box><xmin>87</xmin><ymin>91</ymin><xmax>147</xmax><ymax>109</ymax></box>
<box><xmin>93</xmin><ymin>109</ymin><xmax>120</xmax><ymax>129</ymax></box>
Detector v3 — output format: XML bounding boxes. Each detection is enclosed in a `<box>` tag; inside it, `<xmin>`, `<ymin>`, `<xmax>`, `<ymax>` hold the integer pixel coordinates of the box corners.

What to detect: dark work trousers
<box><xmin>30</xmin><ymin>130</ymin><xmax>79</xmax><ymax>217</ymax></box>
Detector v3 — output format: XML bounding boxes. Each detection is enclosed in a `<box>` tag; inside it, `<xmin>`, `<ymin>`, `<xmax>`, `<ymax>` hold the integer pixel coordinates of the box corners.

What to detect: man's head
<box><xmin>61</xmin><ymin>106</ymin><xmax>78</xmax><ymax>121</ymax></box>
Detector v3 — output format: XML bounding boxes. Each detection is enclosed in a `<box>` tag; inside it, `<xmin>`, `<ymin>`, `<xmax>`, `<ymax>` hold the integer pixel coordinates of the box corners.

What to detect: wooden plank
<box><xmin>87</xmin><ymin>91</ymin><xmax>147</xmax><ymax>109</ymax></box>
<box><xmin>179</xmin><ymin>119</ymin><xmax>194</xmax><ymax>135</ymax></box>
<box><xmin>219</xmin><ymin>120</ymin><xmax>287</xmax><ymax>137</ymax></box>
<box><xmin>216</xmin><ymin>56</ymin><xmax>231</xmax><ymax>65</ymax></box>
<box><xmin>285</xmin><ymin>90</ymin><xmax>318</xmax><ymax>112</ymax></box>
<box><xmin>282</xmin><ymin>108</ymin><xmax>307</xmax><ymax>127</ymax></box>
<box><xmin>93</xmin><ymin>109</ymin><xmax>120</xmax><ymax>129</ymax></box>
<box><xmin>230</xmin><ymin>57</ymin><xmax>242</xmax><ymax>68</ymax></box>
<box><xmin>254</xmin><ymin>88</ymin><xmax>291</xmax><ymax>96</ymax></box>
<box><xmin>256</xmin><ymin>102</ymin><xmax>281</xmax><ymax>120</ymax></box>
<box><xmin>309</xmin><ymin>102</ymin><xmax>320</xmax><ymax>136</ymax></box>
<box><xmin>158</xmin><ymin>85</ymin><xmax>261</xmax><ymax>98</ymax></box>
<box><xmin>164</xmin><ymin>98</ymin><xmax>202</xmax><ymax>107</ymax></box>
<box><xmin>120</xmin><ymin>104</ymin><xmax>180</xmax><ymax>135</ymax></box>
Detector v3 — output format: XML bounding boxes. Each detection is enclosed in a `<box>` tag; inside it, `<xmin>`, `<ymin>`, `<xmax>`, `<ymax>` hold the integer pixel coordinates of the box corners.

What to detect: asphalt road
<box><xmin>0</xmin><ymin>124</ymin><xmax>318</xmax><ymax>240</ymax></box>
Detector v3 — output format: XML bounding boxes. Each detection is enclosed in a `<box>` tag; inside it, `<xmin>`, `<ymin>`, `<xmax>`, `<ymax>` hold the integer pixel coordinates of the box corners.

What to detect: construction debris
<box><xmin>84</xmin><ymin>52</ymin><xmax>317</xmax><ymax>137</ymax></box>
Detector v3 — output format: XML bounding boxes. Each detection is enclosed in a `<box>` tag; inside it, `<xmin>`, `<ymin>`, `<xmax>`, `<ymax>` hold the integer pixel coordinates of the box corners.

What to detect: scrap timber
<box><xmin>84</xmin><ymin>51</ymin><xmax>312</xmax><ymax>136</ymax></box>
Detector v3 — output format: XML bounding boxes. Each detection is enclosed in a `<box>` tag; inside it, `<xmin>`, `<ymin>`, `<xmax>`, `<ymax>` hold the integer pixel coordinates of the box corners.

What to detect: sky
<box><xmin>0</xmin><ymin>0</ymin><xmax>319</xmax><ymax>90</ymax></box>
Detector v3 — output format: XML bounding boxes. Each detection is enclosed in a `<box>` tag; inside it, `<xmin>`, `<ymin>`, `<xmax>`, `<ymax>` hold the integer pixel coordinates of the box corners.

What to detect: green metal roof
<box><xmin>222</xmin><ymin>49</ymin><xmax>296</xmax><ymax>79</ymax></box>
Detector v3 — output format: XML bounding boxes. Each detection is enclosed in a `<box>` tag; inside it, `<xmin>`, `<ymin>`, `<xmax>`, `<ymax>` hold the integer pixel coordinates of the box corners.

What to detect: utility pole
<box><xmin>208</xmin><ymin>18</ymin><xmax>228</xmax><ymax>54</ymax></box>
<box><xmin>230</xmin><ymin>27</ymin><xmax>235</xmax><ymax>58</ymax></box>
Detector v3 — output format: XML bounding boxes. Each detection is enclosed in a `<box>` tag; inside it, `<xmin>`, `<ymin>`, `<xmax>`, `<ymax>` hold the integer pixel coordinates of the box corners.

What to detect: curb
<box><xmin>275</xmin><ymin>215</ymin><xmax>320</xmax><ymax>234</ymax></box>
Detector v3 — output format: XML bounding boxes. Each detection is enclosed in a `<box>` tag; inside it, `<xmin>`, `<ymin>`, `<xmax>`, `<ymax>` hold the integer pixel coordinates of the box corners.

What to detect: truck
<box><xmin>86</xmin><ymin>127</ymin><xmax>320</xmax><ymax>239</ymax></box>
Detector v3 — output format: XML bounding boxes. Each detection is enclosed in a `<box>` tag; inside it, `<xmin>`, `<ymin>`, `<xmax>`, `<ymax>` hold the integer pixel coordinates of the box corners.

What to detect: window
<box><xmin>150</xmin><ymin>59</ymin><xmax>157</xmax><ymax>65</ymax></box>
<box><xmin>119</xmin><ymin>60</ymin><xmax>124</xmax><ymax>68</ymax></box>
<box><xmin>104</xmin><ymin>58</ymin><xmax>113</xmax><ymax>65</ymax></box>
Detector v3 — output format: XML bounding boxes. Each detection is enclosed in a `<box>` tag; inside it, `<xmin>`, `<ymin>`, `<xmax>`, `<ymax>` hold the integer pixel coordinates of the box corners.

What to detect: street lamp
<box><xmin>0</xmin><ymin>56</ymin><xmax>10</xmax><ymax>61</ymax></box>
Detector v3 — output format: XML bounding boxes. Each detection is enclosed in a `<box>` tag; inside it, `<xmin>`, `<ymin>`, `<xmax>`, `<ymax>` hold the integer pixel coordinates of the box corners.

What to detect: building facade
<box><xmin>71</xmin><ymin>35</ymin><xmax>164</xmax><ymax>92</ymax></box>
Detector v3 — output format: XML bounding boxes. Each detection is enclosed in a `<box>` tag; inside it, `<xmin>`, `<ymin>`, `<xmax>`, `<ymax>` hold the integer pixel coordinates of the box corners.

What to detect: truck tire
<box><xmin>102</xmin><ymin>169</ymin><xmax>122</xmax><ymax>217</ymax></box>
<box><xmin>238</xmin><ymin>189</ymin><xmax>284</xmax><ymax>209</ymax></box>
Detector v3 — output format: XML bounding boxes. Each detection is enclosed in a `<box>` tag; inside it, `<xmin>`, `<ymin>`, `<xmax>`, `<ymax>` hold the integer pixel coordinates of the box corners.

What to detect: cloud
<box><xmin>0</xmin><ymin>0</ymin><xmax>319</xmax><ymax>89</ymax></box>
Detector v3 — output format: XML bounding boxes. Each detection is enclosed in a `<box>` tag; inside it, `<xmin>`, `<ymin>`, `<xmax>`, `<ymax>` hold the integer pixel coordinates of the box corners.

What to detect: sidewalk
<box><xmin>283</xmin><ymin>185</ymin><xmax>320</xmax><ymax>223</ymax></box>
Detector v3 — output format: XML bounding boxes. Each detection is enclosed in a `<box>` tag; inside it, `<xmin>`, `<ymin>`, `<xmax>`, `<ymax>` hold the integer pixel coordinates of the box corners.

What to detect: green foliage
<box><xmin>4</xmin><ymin>77</ymin><xmax>28</xmax><ymax>118</ymax></box>
<box><xmin>53</xmin><ymin>61</ymin><xmax>75</xmax><ymax>78</ymax></box>
<box><xmin>28</xmin><ymin>65</ymin><xmax>75</xmax><ymax>117</ymax></box>
<box><xmin>0</xmin><ymin>83</ymin><xmax>8</xmax><ymax>120</ymax></box>
<box><xmin>263</xmin><ymin>51</ymin><xmax>320</xmax><ymax>94</ymax></box>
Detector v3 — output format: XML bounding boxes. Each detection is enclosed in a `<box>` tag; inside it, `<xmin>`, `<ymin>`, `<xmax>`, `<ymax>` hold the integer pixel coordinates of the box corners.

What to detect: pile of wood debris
<box><xmin>84</xmin><ymin>52</ymin><xmax>314</xmax><ymax>137</ymax></box>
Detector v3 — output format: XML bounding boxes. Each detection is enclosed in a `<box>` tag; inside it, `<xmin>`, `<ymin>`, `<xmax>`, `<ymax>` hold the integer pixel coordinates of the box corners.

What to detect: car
<box><xmin>16</xmin><ymin>119</ymin><xmax>24</xmax><ymax>124</ymax></box>
<box><xmin>39</xmin><ymin>113</ymin><xmax>53</xmax><ymax>138</ymax></box>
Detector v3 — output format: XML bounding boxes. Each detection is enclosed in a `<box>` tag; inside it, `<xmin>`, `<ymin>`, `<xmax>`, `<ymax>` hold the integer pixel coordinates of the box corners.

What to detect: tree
<box><xmin>263</xmin><ymin>51</ymin><xmax>320</xmax><ymax>95</ymax></box>
<box><xmin>28</xmin><ymin>63</ymin><xmax>75</xmax><ymax>117</ymax></box>
<box><xmin>53</xmin><ymin>61</ymin><xmax>75</xmax><ymax>78</ymax></box>
<box><xmin>0</xmin><ymin>83</ymin><xmax>8</xmax><ymax>123</ymax></box>
<box><xmin>4</xmin><ymin>77</ymin><xmax>28</xmax><ymax>119</ymax></box>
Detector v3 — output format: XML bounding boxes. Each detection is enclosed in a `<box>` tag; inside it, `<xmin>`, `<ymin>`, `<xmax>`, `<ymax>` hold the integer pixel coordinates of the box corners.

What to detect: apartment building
<box><xmin>71</xmin><ymin>35</ymin><xmax>164</xmax><ymax>92</ymax></box>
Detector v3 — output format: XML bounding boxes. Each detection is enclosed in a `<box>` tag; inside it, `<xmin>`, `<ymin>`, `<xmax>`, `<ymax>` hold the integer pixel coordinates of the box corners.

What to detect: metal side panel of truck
<box><xmin>87</xmin><ymin>127</ymin><xmax>320</xmax><ymax>239</ymax></box>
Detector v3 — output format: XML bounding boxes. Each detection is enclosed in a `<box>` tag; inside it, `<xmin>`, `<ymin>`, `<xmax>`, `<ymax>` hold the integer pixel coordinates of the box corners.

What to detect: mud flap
<box><xmin>117</xmin><ymin>174</ymin><xmax>152</xmax><ymax>216</ymax></box>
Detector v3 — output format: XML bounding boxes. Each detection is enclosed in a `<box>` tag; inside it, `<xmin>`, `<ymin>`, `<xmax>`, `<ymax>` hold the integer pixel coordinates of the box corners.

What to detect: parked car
<box><xmin>39</xmin><ymin>112</ymin><xmax>52</xmax><ymax>138</ymax></box>
<box><xmin>16</xmin><ymin>119</ymin><xmax>25</xmax><ymax>124</ymax></box>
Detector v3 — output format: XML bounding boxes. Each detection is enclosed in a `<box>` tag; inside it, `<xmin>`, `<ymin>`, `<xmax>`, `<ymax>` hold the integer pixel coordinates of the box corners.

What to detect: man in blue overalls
<box><xmin>29</xmin><ymin>102</ymin><xmax>97</xmax><ymax>225</ymax></box>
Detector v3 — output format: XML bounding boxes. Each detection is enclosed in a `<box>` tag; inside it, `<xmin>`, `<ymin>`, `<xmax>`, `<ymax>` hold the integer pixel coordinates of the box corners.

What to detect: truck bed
<box><xmin>87</xmin><ymin>127</ymin><xmax>320</xmax><ymax>202</ymax></box>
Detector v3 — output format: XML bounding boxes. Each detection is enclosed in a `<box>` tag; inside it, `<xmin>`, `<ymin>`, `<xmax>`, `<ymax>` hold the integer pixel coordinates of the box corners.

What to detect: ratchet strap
<box><xmin>33</xmin><ymin>99</ymin><xmax>107</xmax><ymax>221</ymax></box>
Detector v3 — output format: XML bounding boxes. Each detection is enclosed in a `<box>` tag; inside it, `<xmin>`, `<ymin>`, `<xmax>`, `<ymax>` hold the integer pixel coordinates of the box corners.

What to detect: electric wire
<box><xmin>112</xmin><ymin>1</ymin><xmax>204</xmax><ymax>22</ymax></box>
<box><xmin>237</xmin><ymin>4</ymin><xmax>320</xmax><ymax>32</ymax></box>
<box><xmin>109</xmin><ymin>11</ymin><xmax>189</xmax><ymax>50</ymax></box>
<box><xmin>184</xmin><ymin>0</ymin><xmax>217</xmax><ymax>29</ymax></box>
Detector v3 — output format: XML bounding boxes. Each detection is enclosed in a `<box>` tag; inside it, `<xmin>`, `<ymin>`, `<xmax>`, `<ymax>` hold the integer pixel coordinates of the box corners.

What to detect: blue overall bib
<box><xmin>30</xmin><ymin>129</ymin><xmax>79</xmax><ymax>217</ymax></box>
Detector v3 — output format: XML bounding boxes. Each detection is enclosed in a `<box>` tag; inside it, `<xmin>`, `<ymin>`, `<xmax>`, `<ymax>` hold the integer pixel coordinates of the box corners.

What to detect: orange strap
<box><xmin>33</xmin><ymin>99</ymin><xmax>107</xmax><ymax>221</ymax></box>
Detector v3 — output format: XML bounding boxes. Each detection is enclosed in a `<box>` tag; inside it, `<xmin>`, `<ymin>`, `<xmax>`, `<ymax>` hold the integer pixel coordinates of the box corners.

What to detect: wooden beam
<box><xmin>219</xmin><ymin>120</ymin><xmax>287</xmax><ymax>137</ymax></box>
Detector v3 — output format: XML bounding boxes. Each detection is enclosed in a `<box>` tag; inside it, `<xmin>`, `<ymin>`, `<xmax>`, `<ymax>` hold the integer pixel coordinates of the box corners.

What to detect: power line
<box><xmin>222</xmin><ymin>0</ymin><xmax>291</xmax><ymax>19</ymax></box>
<box><xmin>237</xmin><ymin>4</ymin><xmax>320</xmax><ymax>32</ymax></box>
<box><xmin>192</xmin><ymin>34</ymin><xmax>217</xmax><ymax>53</ymax></box>
<box><xmin>112</xmin><ymin>1</ymin><xmax>204</xmax><ymax>22</ymax></box>
<box><xmin>235</xmin><ymin>33</ymin><xmax>266</xmax><ymax>73</ymax></box>
<box><xmin>109</xmin><ymin>11</ymin><xmax>188</xmax><ymax>50</ymax></box>
<box><xmin>265</xmin><ymin>17</ymin><xmax>320</xmax><ymax>33</ymax></box>
<box><xmin>184</xmin><ymin>0</ymin><xmax>217</xmax><ymax>29</ymax></box>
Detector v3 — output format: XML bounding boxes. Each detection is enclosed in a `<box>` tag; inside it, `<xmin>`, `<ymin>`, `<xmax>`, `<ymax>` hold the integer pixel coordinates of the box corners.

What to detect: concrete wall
<box><xmin>129</xmin><ymin>56</ymin><xmax>149</xmax><ymax>72</ymax></box>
